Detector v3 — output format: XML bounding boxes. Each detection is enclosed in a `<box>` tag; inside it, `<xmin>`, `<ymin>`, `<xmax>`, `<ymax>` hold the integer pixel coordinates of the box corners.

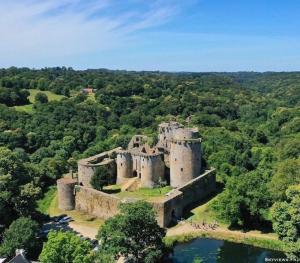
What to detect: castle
<box><xmin>57</xmin><ymin>122</ymin><xmax>216</xmax><ymax>227</ymax></box>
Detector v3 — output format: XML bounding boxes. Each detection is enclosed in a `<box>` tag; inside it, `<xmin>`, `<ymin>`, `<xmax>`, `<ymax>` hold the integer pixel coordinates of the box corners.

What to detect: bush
<box><xmin>35</xmin><ymin>92</ymin><xmax>48</xmax><ymax>104</ymax></box>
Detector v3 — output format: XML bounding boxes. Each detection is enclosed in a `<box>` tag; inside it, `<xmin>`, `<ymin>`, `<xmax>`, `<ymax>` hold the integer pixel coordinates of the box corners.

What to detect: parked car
<box><xmin>58</xmin><ymin>216</ymin><xmax>72</xmax><ymax>224</ymax></box>
<box><xmin>53</xmin><ymin>214</ymin><xmax>67</xmax><ymax>222</ymax></box>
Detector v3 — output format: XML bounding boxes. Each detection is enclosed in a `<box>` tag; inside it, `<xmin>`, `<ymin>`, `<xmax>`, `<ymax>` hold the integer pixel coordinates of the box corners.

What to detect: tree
<box><xmin>271</xmin><ymin>185</ymin><xmax>300</xmax><ymax>242</ymax></box>
<box><xmin>287</xmin><ymin>241</ymin><xmax>300</xmax><ymax>261</ymax></box>
<box><xmin>97</xmin><ymin>201</ymin><xmax>166</xmax><ymax>263</ymax></box>
<box><xmin>271</xmin><ymin>186</ymin><xmax>300</xmax><ymax>260</ymax></box>
<box><xmin>0</xmin><ymin>217</ymin><xmax>39</xmax><ymax>258</ymax></box>
<box><xmin>269</xmin><ymin>159</ymin><xmax>300</xmax><ymax>201</ymax></box>
<box><xmin>278</xmin><ymin>138</ymin><xmax>300</xmax><ymax>160</ymax></box>
<box><xmin>35</xmin><ymin>92</ymin><xmax>48</xmax><ymax>104</ymax></box>
<box><xmin>39</xmin><ymin>231</ymin><xmax>93</xmax><ymax>263</ymax></box>
<box><xmin>90</xmin><ymin>166</ymin><xmax>109</xmax><ymax>191</ymax></box>
<box><xmin>0</xmin><ymin>147</ymin><xmax>32</xmax><ymax>225</ymax></box>
<box><xmin>211</xmin><ymin>169</ymin><xmax>272</xmax><ymax>227</ymax></box>
<box><xmin>14</xmin><ymin>182</ymin><xmax>41</xmax><ymax>216</ymax></box>
<box><xmin>87</xmin><ymin>250</ymin><xmax>114</xmax><ymax>263</ymax></box>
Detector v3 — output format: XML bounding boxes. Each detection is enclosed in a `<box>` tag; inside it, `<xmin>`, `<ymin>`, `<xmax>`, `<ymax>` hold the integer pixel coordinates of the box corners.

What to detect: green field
<box><xmin>28</xmin><ymin>89</ymin><xmax>65</xmax><ymax>102</ymax></box>
<box><xmin>115</xmin><ymin>186</ymin><xmax>173</xmax><ymax>200</ymax></box>
<box><xmin>14</xmin><ymin>104</ymin><xmax>35</xmax><ymax>113</ymax></box>
<box><xmin>14</xmin><ymin>89</ymin><xmax>65</xmax><ymax>113</ymax></box>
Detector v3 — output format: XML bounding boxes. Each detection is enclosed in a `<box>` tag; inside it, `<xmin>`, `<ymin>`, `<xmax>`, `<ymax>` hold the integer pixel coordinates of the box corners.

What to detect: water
<box><xmin>167</xmin><ymin>238</ymin><xmax>286</xmax><ymax>263</ymax></box>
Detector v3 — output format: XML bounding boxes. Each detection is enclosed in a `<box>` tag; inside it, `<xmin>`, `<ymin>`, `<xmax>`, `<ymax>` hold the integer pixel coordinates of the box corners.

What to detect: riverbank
<box><xmin>165</xmin><ymin>222</ymin><xmax>287</xmax><ymax>252</ymax></box>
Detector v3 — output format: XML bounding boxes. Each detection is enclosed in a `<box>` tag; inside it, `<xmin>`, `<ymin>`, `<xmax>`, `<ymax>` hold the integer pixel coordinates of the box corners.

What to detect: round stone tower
<box><xmin>57</xmin><ymin>178</ymin><xmax>77</xmax><ymax>211</ymax></box>
<box><xmin>140</xmin><ymin>154</ymin><xmax>165</xmax><ymax>188</ymax></box>
<box><xmin>116</xmin><ymin>151</ymin><xmax>133</xmax><ymax>184</ymax></box>
<box><xmin>170</xmin><ymin>128</ymin><xmax>202</xmax><ymax>188</ymax></box>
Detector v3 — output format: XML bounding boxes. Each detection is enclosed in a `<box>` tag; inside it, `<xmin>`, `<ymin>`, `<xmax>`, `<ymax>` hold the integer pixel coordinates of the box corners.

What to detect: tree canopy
<box><xmin>90</xmin><ymin>166</ymin><xmax>109</xmax><ymax>191</ymax></box>
<box><xmin>97</xmin><ymin>201</ymin><xmax>166</xmax><ymax>262</ymax></box>
<box><xmin>0</xmin><ymin>217</ymin><xmax>39</xmax><ymax>258</ymax></box>
<box><xmin>0</xmin><ymin>68</ymin><xmax>299</xmax><ymax>259</ymax></box>
<box><xmin>34</xmin><ymin>92</ymin><xmax>48</xmax><ymax>104</ymax></box>
<box><xmin>39</xmin><ymin>231</ymin><xmax>93</xmax><ymax>263</ymax></box>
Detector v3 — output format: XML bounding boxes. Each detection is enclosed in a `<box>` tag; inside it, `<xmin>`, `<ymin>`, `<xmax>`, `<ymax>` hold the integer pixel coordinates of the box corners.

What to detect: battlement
<box><xmin>117</xmin><ymin>149</ymin><xmax>162</xmax><ymax>158</ymax></box>
<box><xmin>170</xmin><ymin>138</ymin><xmax>202</xmax><ymax>143</ymax></box>
<box><xmin>173</xmin><ymin>127</ymin><xmax>200</xmax><ymax>140</ymax></box>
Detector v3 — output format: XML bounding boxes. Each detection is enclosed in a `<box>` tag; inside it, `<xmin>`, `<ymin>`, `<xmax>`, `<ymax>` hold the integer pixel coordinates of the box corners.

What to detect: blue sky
<box><xmin>1</xmin><ymin>0</ymin><xmax>300</xmax><ymax>71</ymax></box>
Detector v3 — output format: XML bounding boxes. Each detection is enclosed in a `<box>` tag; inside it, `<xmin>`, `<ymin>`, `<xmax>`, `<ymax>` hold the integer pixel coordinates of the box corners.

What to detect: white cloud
<box><xmin>0</xmin><ymin>0</ymin><xmax>181</xmax><ymax>67</ymax></box>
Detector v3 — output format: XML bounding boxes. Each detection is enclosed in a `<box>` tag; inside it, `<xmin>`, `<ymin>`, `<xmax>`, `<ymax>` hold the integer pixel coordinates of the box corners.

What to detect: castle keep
<box><xmin>57</xmin><ymin>122</ymin><xmax>216</xmax><ymax>227</ymax></box>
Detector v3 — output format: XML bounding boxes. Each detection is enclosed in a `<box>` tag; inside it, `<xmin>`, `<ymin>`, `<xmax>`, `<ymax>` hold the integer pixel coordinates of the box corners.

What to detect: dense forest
<box><xmin>0</xmin><ymin>67</ymin><xmax>299</xmax><ymax>259</ymax></box>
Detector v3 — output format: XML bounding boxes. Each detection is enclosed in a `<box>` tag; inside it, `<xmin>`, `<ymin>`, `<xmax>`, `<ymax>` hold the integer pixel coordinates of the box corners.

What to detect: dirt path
<box><xmin>69</xmin><ymin>222</ymin><xmax>98</xmax><ymax>239</ymax></box>
<box><xmin>167</xmin><ymin>221</ymin><xmax>278</xmax><ymax>240</ymax></box>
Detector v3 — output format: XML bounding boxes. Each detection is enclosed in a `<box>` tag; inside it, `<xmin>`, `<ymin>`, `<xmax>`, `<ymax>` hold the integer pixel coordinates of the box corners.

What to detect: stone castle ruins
<box><xmin>57</xmin><ymin>122</ymin><xmax>216</xmax><ymax>227</ymax></box>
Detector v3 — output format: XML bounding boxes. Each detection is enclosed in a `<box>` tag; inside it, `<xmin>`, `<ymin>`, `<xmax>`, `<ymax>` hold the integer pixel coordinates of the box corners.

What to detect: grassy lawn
<box><xmin>37</xmin><ymin>187</ymin><xmax>104</xmax><ymax>229</ymax></box>
<box><xmin>37</xmin><ymin>186</ymin><xmax>57</xmax><ymax>214</ymax></box>
<box><xmin>187</xmin><ymin>195</ymin><xmax>228</xmax><ymax>227</ymax></box>
<box><xmin>14</xmin><ymin>89</ymin><xmax>65</xmax><ymax>113</ymax></box>
<box><xmin>115</xmin><ymin>186</ymin><xmax>173</xmax><ymax>200</ymax></box>
<box><xmin>28</xmin><ymin>89</ymin><xmax>65</xmax><ymax>102</ymax></box>
<box><xmin>14</xmin><ymin>104</ymin><xmax>34</xmax><ymax>113</ymax></box>
<box><xmin>104</xmin><ymin>184</ymin><xmax>122</xmax><ymax>190</ymax></box>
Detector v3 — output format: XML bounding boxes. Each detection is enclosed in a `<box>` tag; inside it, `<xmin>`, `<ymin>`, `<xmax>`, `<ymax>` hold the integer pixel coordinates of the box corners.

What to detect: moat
<box><xmin>166</xmin><ymin>238</ymin><xmax>286</xmax><ymax>263</ymax></box>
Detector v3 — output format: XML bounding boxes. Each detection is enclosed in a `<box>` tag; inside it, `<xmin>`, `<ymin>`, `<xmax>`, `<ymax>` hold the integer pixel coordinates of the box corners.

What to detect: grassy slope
<box><xmin>37</xmin><ymin>186</ymin><xmax>57</xmax><ymax>214</ymax></box>
<box><xmin>187</xmin><ymin>195</ymin><xmax>228</xmax><ymax>228</ymax></box>
<box><xmin>14</xmin><ymin>89</ymin><xmax>65</xmax><ymax>113</ymax></box>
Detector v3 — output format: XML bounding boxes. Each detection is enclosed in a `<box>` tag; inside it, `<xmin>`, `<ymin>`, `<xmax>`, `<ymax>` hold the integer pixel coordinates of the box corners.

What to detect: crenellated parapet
<box><xmin>117</xmin><ymin>150</ymin><xmax>163</xmax><ymax>158</ymax></box>
<box><xmin>169</xmin><ymin>138</ymin><xmax>202</xmax><ymax>144</ymax></box>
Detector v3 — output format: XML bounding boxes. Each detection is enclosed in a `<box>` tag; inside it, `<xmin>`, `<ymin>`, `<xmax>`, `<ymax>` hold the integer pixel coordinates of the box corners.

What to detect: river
<box><xmin>165</xmin><ymin>238</ymin><xmax>286</xmax><ymax>263</ymax></box>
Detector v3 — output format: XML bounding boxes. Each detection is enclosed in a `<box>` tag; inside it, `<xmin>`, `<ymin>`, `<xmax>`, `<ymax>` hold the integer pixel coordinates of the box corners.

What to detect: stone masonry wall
<box><xmin>75</xmin><ymin>186</ymin><xmax>121</xmax><ymax>219</ymax></box>
<box><xmin>74</xmin><ymin>186</ymin><xmax>182</xmax><ymax>227</ymax></box>
<box><xmin>178</xmin><ymin>169</ymin><xmax>216</xmax><ymax>209</ymax></box>
<box><xmin>151</xmin><ymin>190</ymin><xmax>183</xmax><ymax>227</ymax></box>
